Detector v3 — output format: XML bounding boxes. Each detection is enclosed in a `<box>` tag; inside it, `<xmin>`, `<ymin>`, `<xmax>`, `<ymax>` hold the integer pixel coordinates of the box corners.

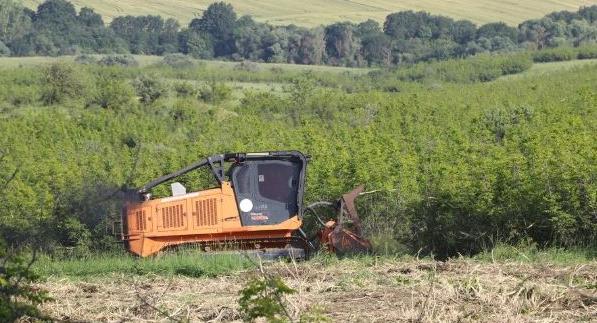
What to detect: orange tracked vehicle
<box><xmin>121</xmin><ymin>151</ymin><xmax>371</xmax><ymax>257</ymax></box>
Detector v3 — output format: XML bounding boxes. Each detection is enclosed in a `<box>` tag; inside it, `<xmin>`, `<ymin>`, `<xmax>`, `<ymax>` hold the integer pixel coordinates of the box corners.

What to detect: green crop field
<box><xmin>22</xmin><ymin>0</ymin><xmax>597</xmax><ymax>26</ymax></box>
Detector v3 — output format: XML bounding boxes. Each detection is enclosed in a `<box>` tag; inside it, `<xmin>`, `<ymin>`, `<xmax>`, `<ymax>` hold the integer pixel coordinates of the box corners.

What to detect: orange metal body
<box><xmin>122</xmin><ymin>181</ymin><xmax>302</xmax><ymax>257</ymax></box>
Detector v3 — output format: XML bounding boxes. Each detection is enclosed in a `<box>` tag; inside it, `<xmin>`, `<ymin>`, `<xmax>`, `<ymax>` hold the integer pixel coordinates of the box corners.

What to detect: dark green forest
<box><xmin>0</xmin><ymin>51</ymin><xmax>595</xmax><ymax>257</ymax></box>
<box><xmin>0</xmin><ymin>0</ymin><xmax>596</xmax><ymax>66</ymax></box>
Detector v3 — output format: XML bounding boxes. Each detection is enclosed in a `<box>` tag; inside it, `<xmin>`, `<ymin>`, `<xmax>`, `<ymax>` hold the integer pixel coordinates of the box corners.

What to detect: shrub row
<box><xmin>370</xmin><ymin>53</ymin><xmax>533</xmax><ymax>84</ymax></box>
<box><xmin>532</xmin><ymin>45</ymin><xmax>597</xmax><ymax>62</ymax></box>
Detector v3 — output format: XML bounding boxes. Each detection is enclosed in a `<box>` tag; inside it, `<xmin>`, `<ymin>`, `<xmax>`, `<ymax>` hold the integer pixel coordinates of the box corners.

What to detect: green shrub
<box><xmin>170</xmin><ymin>98</ymin><xmax>201</xmax><ymax>121</ymax></box>
<box><xmin>238</xmin><ymin>276</ymin><xmax>295</xmax><ymax>322</ymax></box>
<box><xmin>173</xmin><ymin>81</ymin><xmax>198</xmax><ymax>97</ymax></box>
<box><xmin>576</xmin><ymin>45</ymin><xmax>597</xmax><ymax>59</ymax></box>
<box><xmin>91</xmin><ymin>77</ymin><xmax>135</xmax><ymax>109</ymax></box>
<box><xmin>133</xmin><ymin>74</ymin><xmax>168</xmax><ymax>104</ymax></box>
<box><xmin>198</xmin><ymin>81</ymin><xmax>232</xmax><ymax>103</ymax></box>
<box><xmin>0</xmin><ymin>41</ymin><xmax>11</xmax><ymax>57</ymax></box>
<box><xmin>532</xmin><ymin>47</ymin><xmax>576</xmax><ymax>62</ymax></box>
<box><xmin>531</xmin><ymin>45</ymin><xmax>597</xmax><ymax>62</ymax></box>
<box><xmin>98</xmin><ymin>55</ymin><xmax>139</xmax><ymax>67</ymax></box>
<box><xmin>161</xmin><ymin>53</ymin><xmax>195</xmax><ymax>68</ymax></box>
<box><xmin>498</xmin><ymin>54</ymin><xmax>533</xmax><ymax>75</ymax></box>
<box><xmin>234</xmin><ymin>60</ymin><xmax>260</xmax><ymax>72</ymax></box>
<box><xmin>7</xmin><ymin>86</ymin><xmax>38</xmax><ymax>106</ymax></box>
<box><xmin>240</xmin><ymin>90</ymin><xmax>288</xmax><ymax>117</ymax></box>
<box><xmin>387</xmin><ymin>53</ymin><xmax>532</xmax><ymax>84</ymax></box>
<box><xmin>74</xmin><ymin>54</ymin><xmax>98</xmax><ymax>65</ymax></box>
<box><xmin>0</xmin><ymin>241</ymin><xmax>51</xmax><ymax>322</ymax></box>
<box><xmin>40</xmin><ymin>63</ymin><xmax>88</xmax><ymax>105</ymax></box>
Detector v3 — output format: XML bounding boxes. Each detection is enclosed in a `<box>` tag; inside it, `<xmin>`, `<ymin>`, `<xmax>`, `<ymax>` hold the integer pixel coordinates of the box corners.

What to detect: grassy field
<box><xmin>23</xmin><ymin>0</ymin><xmax>597</xmax><ymax>26</ymax></box>
<box><xmin>0</xmin><ymin>54</ymin><xmax>593</xmax><ymax>117</ymax></box>
<box><xmin>0</xmin><ymin>55</ymin><xmax>370</xmax><ymax>100</ymax></box>
<box><xmin>34</xmin><ymin>250</ymin><xmax>256</xmax><ymax>278</ymax></box>
<box><xmin>499</xmin><ymin>58</ymin><xmax>597</xmax><ymax>80</ymax></box>
<box><xmin>0</xmin><ymin>55</ymin><xmax>370</xmax><ymax>73</ymax></box>
<box><xmin>5</xmin><ymin>54</ymin><xmax>594</xmax><ymax>80</ymax></box>
<box><xmin>0</xmin><ymin>55</ymin><xmax>161</xmax><ymax>67</ymax></box>
<box><xmin>35</xmin><ymin>249</ymin><xmax>596</xmax><ymax>321</ymax></box>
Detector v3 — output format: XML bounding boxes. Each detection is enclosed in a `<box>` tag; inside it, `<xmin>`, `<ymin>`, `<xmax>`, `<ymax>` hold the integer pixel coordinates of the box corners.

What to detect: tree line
<box><xmin>0</xmin><ymin>0</ymin><xmax>596</xmax><ymax>66</ymax></box>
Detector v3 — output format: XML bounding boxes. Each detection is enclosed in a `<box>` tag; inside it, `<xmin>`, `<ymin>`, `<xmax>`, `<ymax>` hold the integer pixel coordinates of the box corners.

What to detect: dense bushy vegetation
<box><xmin>531</xmin><ymin>44</ymin><xmax>597</xmax><ymax>62</ymax></box>
<box><xmin>0</xmin><ymin>240</ymin><xmax>50</xmax><ymax>322</ymax></box>
<box><xmin>0</xmin><ymin>53</ymin><xmax>594</xmax><ymax>257</ymax></box>
<box><xmin>373</xmin><ymin>53</ymin><xmax>533</xmax><ymax>84</ymax></box>
<box><xmin>0</xmin><ymin>0</ymin><xmax>596</xmax><ymax>66</ymax></box>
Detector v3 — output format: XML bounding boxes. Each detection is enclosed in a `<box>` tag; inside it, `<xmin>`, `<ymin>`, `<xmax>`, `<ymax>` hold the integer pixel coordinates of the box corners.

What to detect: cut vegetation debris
<box><xmin>37</xmin><ymin>256</ymin><xmax>597</xmax><ymax>322</ymax></box>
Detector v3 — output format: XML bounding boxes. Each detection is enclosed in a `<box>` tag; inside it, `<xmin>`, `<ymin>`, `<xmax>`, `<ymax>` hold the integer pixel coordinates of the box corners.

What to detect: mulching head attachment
<box><xmin>307</xmin><ymin>185</ymin><xmax>372</xmax><ymax>256</ymax></box>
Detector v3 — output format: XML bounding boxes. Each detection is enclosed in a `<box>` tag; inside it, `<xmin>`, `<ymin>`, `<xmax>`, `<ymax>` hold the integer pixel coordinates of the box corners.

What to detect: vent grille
<box><xmin>161</xmin><ymin>204</ymin><xmax>184</xmax><ymax>229</ymax></box>
<box><xmin>135</xmin><ymin>210</ymin><xmax>147</xmax><ymax>231</ymax></box>
<box><xmin>195</xmin><ymin>198</ymin><xmax>218</xmax><ymax>226</ymax></box>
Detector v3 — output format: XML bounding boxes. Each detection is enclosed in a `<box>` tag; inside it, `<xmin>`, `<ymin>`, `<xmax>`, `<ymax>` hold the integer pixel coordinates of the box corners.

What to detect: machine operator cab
<box><xmin>134</xmin><ymin>151</ymin><xmax>308</xmax><ymax>227</ymax></box>
<box><xmin>231</xmin><ymin>156</ymin><xmax>303</xmax><ymax>226</ymax></box>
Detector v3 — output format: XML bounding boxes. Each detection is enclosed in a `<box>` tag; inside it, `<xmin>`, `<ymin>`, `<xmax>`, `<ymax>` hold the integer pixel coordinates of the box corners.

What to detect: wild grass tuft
<box><xmin>34</xmin><ymin>250</ymin><xmax>256</xmax><ymax>279</ymax></box>
<box><xmin>473</xmin><ymin>242</ymin><xmax>596</xmax><ymax>264</ymax></box>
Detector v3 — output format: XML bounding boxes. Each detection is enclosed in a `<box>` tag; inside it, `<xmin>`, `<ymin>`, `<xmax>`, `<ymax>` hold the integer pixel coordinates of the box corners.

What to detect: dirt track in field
<box><xmin>37</xmin><ymin>258</ymin><xmax>596</xmax><ymax>322</ymax></box>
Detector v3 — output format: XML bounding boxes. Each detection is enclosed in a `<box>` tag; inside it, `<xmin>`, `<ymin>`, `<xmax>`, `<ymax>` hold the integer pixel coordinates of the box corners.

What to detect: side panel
<box><xmin>156</xmin><ymin>198</ymin><xmax>189</xmax><ymax>232</ymax></box>
<box><xmin>190</xmin><ymin>194</ymin><xmax>221</xmax><ymax>233</ymax></box>
<box><xmin>127</xmin><ymin>207</ymin><xmax>152</xmax><ymax>234</ymax></box>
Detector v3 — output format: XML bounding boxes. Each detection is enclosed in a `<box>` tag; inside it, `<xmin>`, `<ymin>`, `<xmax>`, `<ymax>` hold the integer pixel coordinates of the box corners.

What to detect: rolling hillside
<box><xmin>23</xmin><ymin>0</ymin><xmax>597</xmax><ymax>27</ymax></box>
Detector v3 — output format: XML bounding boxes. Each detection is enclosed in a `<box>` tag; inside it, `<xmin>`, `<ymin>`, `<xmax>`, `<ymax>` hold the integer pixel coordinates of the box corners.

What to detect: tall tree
<box><xmin>360</xmin><ymin>33</ymin><xmax>391</xmax><ymax>66</ymax></box>
<box><xmin>110</xmin><ymin>15</ymin><xmax>168</xmax><ymax>54</ymax></box>
<box><xmin>233</xmin><ymin>15</ymin><xmax>271</xmax><ymax>60</ymax></box>
<box><xmin>159</xmin><ymin>18</ymin><xmax>180</xmax><ymax>54</ymax></box>
<box><xmin>578</xmin><ymin>5</ymin><xmax>597</xmax><ymax>23</ymax></box>
<box><xmin>178</xmin><ymin>28</ymin><xmax>213</xmax><ymax>58</ymax></box>
<box><xmin>384</xmin><ymin>11</ymin><xmax>431</xmax><ymax>39</ymax></box>
<box><xmin>567</xmin><ymin>19</ymin><xmax>597</xmax><ymax>45</ymax></box>
<box><xmin>450</xmin><ymin>20</ymin><xmax>476</xmax><ymax>44</ymax></box>
<box><xmin>476</xmin><ymin>22</ymin><xmax>518</xmax><ymax>42</ymax></box>
<box><xmin>546</xmin><ymin>10</ymin><xmax>581</xmax><ymax>23</ymax></box>
<box><xmin>297</xmin><ymin>28</ymin><xmax>324</xmax><ymax>65</ymax></box>
<box><xmin>33</xmin><ymin>0</ymin><xmax>78</xmax><ymax>30</ymax></box>
<box><xmin>0</xmin><ymin>39</ymin><xmax>9</xmax><ymax>56</ymax></box>
<box><xmin>518</xmin><ymin>18</ymin><xmax>565</xmax><ymax>49</ymax></box>
<box><xmin>77</xmin><ymin>7</ymin><xmax>103</xmax><ymax>27</ymax></box>
<box><xmin>29</xmin><ymin>0</ymin><xmax>84</xmax><ymax>54</ymax></box>
<box><xmin>429</xmin><ymin>15</ymin><xmax>455</xmax><ymax>39</ymax></box>
<box><xmin>0</xmin><ymin>0</ymin><xmax>32</xmax><ymax>44</ymax></box>
<box><xmin>189</xmin><ymin>2</ymin><xmax>237</xmax><ymax>56</ymax></box>
<box><xmin>324</xmin><ymin>22</ymin><xmax>358</xmax><ymax>65</ymax></box>
<box><xmin>355</xmin><ymin>19</ymin><xmax>381</xmax><ymax>37</ymax></box>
